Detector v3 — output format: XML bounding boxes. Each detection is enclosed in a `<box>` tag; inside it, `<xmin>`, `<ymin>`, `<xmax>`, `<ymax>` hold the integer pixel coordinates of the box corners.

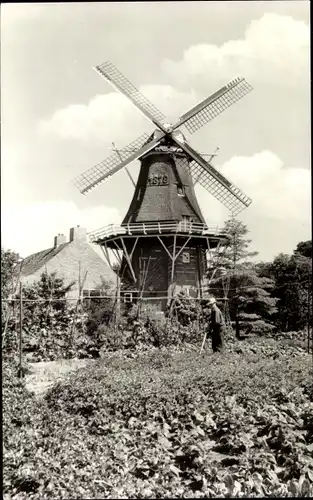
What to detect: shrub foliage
<box><xmin>3</xmin><ymin>340</ymin><xmax>313</xmax><ymax>499</ymax></box>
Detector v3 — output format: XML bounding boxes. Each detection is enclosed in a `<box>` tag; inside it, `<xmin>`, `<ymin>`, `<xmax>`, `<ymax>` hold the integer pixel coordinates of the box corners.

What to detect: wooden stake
<box><xmin>113</xmin><ymin>273</ymin><xmax>121</xmax><ymax>331</ymax></box>
<box><xmin>138</xmin><ymin>256</ymin><xmax>151</xmax><ymax>318</ymax></box>
<box><xmin>3</xmin><ymin>261</ymin><xmax>23</xmax><ymax>347</ymax></box>
<box><xmin>200</xmin><ymin>329</ymin><xmax>208</xmax><ymax>354</ymax></box>
<box><xmin>170</xmin><ymin>235</ymin><xmax>177</xmax><ymax>298</ymax></box>
<box><xmin>71</xmin><ymin>264</ymin><xmax>88</xmax><ymax>337</ymax></box>
<box><xmin>166</xmin><ymin>292</ymin><xmax>176</xmax><ymax>333</ymax></box>
<box><xmin>44</xmin><ymin>265</ymin><xmax>55</xmax><ymax>330</ymax></box>
<box><xmin>308</xmin><ymin>273</ymin><xmax>311</xmax><ymax>354</ymax></box>
<box><xmin>18</xmin><ymin>282</ymin><xmax>23</xmax><ymax>378</ymax></box>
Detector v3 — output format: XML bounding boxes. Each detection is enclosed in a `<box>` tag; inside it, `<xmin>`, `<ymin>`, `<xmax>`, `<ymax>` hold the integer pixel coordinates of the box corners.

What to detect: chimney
<box><xmin>54</xmin><ymin>233</ymin><xmax>66</xmax><ymax>247</ymax></box>
<box><xmin>69</xmin><ymin>225</ymin><xmax>87</xmax><ymax>242</ymax></box>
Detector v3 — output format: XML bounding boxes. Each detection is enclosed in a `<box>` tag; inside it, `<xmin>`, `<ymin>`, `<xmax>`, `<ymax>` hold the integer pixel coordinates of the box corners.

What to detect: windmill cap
<box><xmin>207</xmin><ymin>297</ymin><xmax>216</xmax><ymax>305</ymax></box>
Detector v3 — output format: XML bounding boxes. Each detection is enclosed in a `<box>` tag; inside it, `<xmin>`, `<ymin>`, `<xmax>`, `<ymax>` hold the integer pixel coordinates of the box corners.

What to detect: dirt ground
<box><xmin>25</xmin><ymin>358</ymin><xmax>93</xmax><ymax>396</ymax></box>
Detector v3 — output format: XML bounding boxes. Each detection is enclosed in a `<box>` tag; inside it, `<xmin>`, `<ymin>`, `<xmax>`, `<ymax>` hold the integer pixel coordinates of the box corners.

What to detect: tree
<box><xmin>209</xmin><ymin>218</ymin><xmax>277</xmax><ymax>337</ymax></box>
<box><xmin>295</xmin><ymin>240</ymin><xmax>312</xmax><ymax>259</ymax></box>
<box><xmin>2</xmin><ymin>269</ymin><xmax>76</xmax><ymax>356</ymax></box>
<box><xmin>214</xmin><ymin>218</ymin><xmax>258</xmax><ymax>270</ymax></box>
<box><xmin>3</xmin><ymin>271</ymin><xmax>76</xmax><ymax>349</ymax></box>
<box><xmin>258</xmin><ymin>247</ymin><xmax>312</xmax><ymax>332</ymax></box>
<box><xmin>1</xmin><ymin>248</ymin><xmax>22</xmax><ymax>341</ymax></box>
<box><xmin>1</xmin><ymin>248</ymin><xmax>21</xmax><ymax>299</ymax></box>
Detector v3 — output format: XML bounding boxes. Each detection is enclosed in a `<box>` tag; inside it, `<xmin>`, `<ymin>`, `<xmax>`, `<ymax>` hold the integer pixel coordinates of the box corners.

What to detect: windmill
<box><xmin>73</xmin><ymin>61</ymin><xmax>253</xmax><ymax>309</ymax></box>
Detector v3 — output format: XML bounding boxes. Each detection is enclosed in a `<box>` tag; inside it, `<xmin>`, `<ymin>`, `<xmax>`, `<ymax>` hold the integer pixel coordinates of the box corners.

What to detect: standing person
<box><xmin>207</xmin><ymin>297</ymin><xmax>225</xmax><ymax>352</ymax></box>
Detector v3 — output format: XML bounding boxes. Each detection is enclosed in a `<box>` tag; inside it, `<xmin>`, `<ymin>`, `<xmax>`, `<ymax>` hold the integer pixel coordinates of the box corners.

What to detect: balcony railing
<box><xmin>89</xmin><ymin>221</ymin><xmax>227</xmax><ymax>243</ymax></box>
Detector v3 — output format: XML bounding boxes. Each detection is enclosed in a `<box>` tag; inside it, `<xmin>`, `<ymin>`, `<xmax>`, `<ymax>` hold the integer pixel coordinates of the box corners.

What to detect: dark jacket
<box><xmin>210</xmin><ymin>306</ymin><xmax>225</xmax><ymax>331</ymax></box>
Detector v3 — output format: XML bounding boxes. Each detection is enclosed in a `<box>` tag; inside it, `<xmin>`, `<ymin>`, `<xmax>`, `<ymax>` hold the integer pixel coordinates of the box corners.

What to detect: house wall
<box><xmin>21</xmin><ymin>239</ymin><xmax>116</xmax><ymax>298</ymax></box>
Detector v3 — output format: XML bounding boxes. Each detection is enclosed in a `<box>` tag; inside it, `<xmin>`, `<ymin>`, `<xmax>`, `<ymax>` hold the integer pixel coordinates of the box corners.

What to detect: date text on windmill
<box><xmin>147</xmin><ymin>174</ymin><xmax>169</xmax><ymax>186</ymax></box>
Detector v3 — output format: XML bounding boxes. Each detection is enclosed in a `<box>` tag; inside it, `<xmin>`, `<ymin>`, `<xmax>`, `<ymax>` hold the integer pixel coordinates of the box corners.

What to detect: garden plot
<box><xmin>4</xmin><ymin>338</ymin><xmax>312</xmax><ymax>499</ymax></box>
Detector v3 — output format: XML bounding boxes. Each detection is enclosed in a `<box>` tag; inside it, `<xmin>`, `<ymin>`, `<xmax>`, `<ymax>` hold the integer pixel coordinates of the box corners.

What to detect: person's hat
<box><xmin>207</xmin><ymin>297</ymin><xmax>216</xmax><ymax>305</ymax></box>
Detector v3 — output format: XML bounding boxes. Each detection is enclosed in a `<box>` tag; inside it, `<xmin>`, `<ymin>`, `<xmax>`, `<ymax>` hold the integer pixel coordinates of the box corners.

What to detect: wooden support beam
<box><xmin>114</xmin><ymin>237</ymin><xmax>138</xmax><ymax>281</ymax></box>
<box><xmin>120</xmin><ymin>237</ymin><xmax>137</xmax><ymax>284</ymax></box>
<box><xmin>170</xmin><ymin>234</ymin><xmax>177</xmax><ymax>297</ymax></box>
<box><xmin>100</xmin><ymin>244</ymin><xmax>114</xmax><ymax>272</ymax></box>
<box><xmin>111</xmin><ymin>247</ymin><xmax>122</xmax><ymax>266</ymax></box>
<box><xmin>205</xmin><ymin>236</ymin><xmax>213</xmax><ymax>266</ymax></box>
<box><xmin>139</xmin><ymin>256</ymin><xmax>151</xmax><ymax>298</ymax></box>
<box><xmin>112</xmin><ymin>239</ymin><xmax>121</xmax><ymax>253</ymax></box>
<box><xmin>130</xmin><ymin>237</ymin><xmax>139</xmax><ymax>260</ymax></box>
<box><xmin>174</xmin><ymin>236</ymin><xmax>191</xmax><ymax>261</ymax></box>
<box><xmin>196</xmin><ymin>247</ymin><xmax>203</xmax><ymax>300</ymax></box>
<box><xmin>104</xmin><ymin>242</ymin><xmax>113</xmax><ymax>270</ymax></box>
<box><xmin>157</xmin><ymin>236</ymin><xmax>173</xmax><ymax>260</ymax></box>
<box><xmin>205</xmin><ymin>236</ymin><xmax>211</xmax><ymax>254</ymax></box>
<box><xmin>112</xmin><ymin>240</ymin><xmax>123</xmax><ymax>266</ymax></box>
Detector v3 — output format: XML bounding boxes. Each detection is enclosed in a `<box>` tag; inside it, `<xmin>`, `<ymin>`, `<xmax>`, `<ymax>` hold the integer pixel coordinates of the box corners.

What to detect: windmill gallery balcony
<box><xmin>88</xmin><ymin>221</ymin><xmax>228</xmax><ymax>245</ymax></box>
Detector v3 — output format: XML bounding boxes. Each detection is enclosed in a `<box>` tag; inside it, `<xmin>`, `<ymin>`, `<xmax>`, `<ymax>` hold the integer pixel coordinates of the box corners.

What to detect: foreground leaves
<box><xmin>3</xmin><ymin>339</ymin><xmax>313</xmax><ymax>498</ymax></box>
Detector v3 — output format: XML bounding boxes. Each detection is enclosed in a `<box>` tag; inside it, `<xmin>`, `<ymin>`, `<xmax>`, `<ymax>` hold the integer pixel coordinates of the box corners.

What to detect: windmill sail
<box><xmin>171</xmin><ymin>140</ymin><xmax>251</xmax><ymax>216</ymax></box>
<box><xmin>189</xmin><ymin>160</ymin><xmax>250</xmax><ymax>216</ymax></box>
<box><xmin>74</xmin><ymin>60</ymin><xmax>253</xmax><ymax>217</ymax></box>
<box><xmin>174</xmin><ymin>77</ymin><xmax>253</xmax><ymax>135</ymax></box>
<box><xmin>73</xmin><ymin>133</ymin><xmax>159</xmax><ymax>194</ymax></box>
<box><xmin>94</xmin><ymin>62</ymin><xmax>166</xmax><ymax>129</ymax></box>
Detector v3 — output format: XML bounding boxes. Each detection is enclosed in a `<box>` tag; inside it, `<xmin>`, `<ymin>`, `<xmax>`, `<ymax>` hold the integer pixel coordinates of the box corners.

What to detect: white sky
<box><xmin>1</xmin><ymin>2</ymin><xmax>311</xmax><ymax>261</ymax></box>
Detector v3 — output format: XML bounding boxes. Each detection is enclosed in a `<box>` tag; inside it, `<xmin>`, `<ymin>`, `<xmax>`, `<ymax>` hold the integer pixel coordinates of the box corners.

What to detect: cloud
<box><xmin>221</xmin><ymin>151</ymin><xmax>310</xmax><ymax>221</ymax></box>
<box><xmin>162</xmin><ymin>13</ymin><xmax>309</xmax><ymax>90</ymax></box>
<box><xmin>39</xmin><ymin>85</ymin><xmax>197</xmax><ymax>144</ymax></box>
<box><xmin>31</xmin><ymin>12</ymin><xmax>310</xmax><ymax>261</ymax></box>
<box><xmin>195</xmin><ymin>150</ymin><xmax>311</xmax><ymax>259</ymax></box>
<box><xmin>39</xmin><ymin>13</ymin><xmax>309</xmax><ymax>147</ymax></box>
<box><xmin>1</xmin><ymin>200</ymin><xmax>121</xmax><ymax>258</ymax></box>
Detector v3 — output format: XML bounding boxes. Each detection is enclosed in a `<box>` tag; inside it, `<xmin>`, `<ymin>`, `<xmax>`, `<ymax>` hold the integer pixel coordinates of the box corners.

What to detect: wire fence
<box><xmin>1</xmin><ymin>278</ymin><xmax>310</xmax><ymax>303</ymax></box>
<box><xmin>2</xmin><ymin>277</ymin><xmax>312</xmax><ymax>378</ymax></box>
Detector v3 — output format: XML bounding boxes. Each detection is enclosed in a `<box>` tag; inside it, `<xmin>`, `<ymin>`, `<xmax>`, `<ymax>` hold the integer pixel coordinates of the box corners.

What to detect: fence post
<box><xmin>113</xmin><ymin>273</ymin><xmax>121</xmax><ymax>331</ymax></box>
<box><xmin>308</xmin><ymin>273</ymin><xmax>311</xmax><ymax>355</ymax></box>
<box><xmin>18</xmin><ymin>282</ymin><xmax>23</xmax><ymax>378</ymax></box>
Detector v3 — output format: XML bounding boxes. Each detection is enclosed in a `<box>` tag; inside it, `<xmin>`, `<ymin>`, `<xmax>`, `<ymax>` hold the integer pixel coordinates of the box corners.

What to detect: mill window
<box><xmin>177</xmin><ymin>184</ymin><xmax>185</xmax><ymax>196</ymax></box>
<box><xmin>182</xmin><ymin>251</ymin><xmax>190</xmax><ymax>263</ymax></box>
<box><xmin>124</xmin><ymin>292</ymin><xmax>133</xmax><ymax>303</ymax></box>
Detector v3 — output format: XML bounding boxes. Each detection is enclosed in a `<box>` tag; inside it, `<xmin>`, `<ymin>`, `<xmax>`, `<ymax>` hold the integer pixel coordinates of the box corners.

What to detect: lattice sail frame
<box><xmin>73</xmin><ymin>133</ymin><xmax>151</xmax><ymax>194</ymax></box>
<box><xmin>173</xmin><ymin>139</ymin><xmax>252</xmax><ymax>215</ymax></box>
<box><xmin>73</xmin><ymin>61</ymin><xmax>253</xmax><ymax>214</ymax></box>
<box><xmin>95</xmin><ymin>62</ymin><xmax>166</xmax><ymax>128</ymax></box>
<box><xmin>188</xmin><ymin>160</ymin><xmax>250</xmax><ymax>216</ymax></box>
<box><xmin>178</xmin><ymin>78</ymin><xmax>253</xmax><ymax>134</ymax></box>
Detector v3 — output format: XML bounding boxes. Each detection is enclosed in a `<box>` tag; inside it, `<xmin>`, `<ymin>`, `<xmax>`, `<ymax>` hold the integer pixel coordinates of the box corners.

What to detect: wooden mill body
<box><xmin>92</xmin><ymin>141</ymin><xmax>229</xmax><ymax>310</ymax></box>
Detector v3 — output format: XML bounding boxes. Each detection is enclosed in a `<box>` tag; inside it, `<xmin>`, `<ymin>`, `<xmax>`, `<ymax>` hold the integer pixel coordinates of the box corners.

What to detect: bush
<box><xmin>3</xmin><ymin>361</ymin><xmax>45</xmax><ymax>495</ymax></box>
<box><xmin>83</xmin><ymin>296</ymin><xmax>115</xmax><ymax>336</ymax></box>
<box><xmin>249</xmin><ymin>319</ymin><xmax>276</xmax><ymax>335</ymax></box>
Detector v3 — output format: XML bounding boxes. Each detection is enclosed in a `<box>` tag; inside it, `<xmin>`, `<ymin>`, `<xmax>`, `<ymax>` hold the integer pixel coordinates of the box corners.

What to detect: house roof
<box><xmin>20</xmin><ymin>243</ymin><xmax>69</xmax><ymax>276</ymax></box>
